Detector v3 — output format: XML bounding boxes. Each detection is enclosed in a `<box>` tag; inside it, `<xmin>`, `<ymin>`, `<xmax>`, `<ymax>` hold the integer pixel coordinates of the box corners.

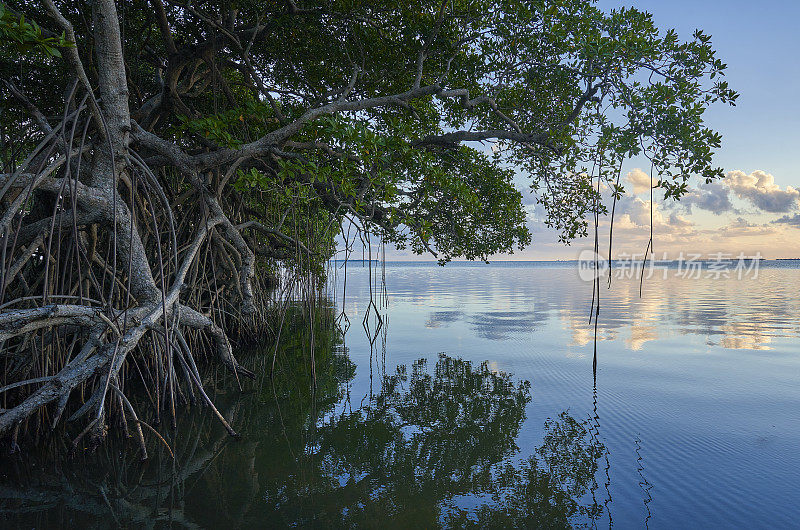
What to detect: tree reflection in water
<box><xmin>0</xmin><ymin>306</ymin><xmax>604</xmax><ymax>528</ymax></box>
<box><xmin>444</xmin><ymin>411</ymin><xmax>605</xmax><ymax>528</ymax></box>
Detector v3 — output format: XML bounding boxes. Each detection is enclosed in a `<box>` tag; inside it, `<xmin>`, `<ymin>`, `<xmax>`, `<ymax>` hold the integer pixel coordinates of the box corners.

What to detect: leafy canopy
<box><xmin>1</xmin><ymin>0</ymin><xmax>737</xmax><ymax>262</ymax></box>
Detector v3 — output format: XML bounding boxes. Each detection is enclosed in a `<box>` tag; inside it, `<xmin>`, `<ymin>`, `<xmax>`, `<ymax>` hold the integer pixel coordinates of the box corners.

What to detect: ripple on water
<box><xmin>334</xmin><ymin>263</ymin><xmax>800</xmax><ymax>528</ymax></box>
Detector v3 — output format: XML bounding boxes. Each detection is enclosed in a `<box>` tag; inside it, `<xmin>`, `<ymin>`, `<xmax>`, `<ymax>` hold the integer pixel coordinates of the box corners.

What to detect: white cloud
<box><xmin>725</xmin><ymin>170</ymin><xmax>800</xmax><ymax>213</ymax></box>
<box><xmin>661</xmin><ymin>169</ymin><xmax>795</xmax><ymax>217</ymax></box>
<box><xmin>626</xmin><ymin>168</ymin><xmax>652</xmax><ymax>195</ymax></box>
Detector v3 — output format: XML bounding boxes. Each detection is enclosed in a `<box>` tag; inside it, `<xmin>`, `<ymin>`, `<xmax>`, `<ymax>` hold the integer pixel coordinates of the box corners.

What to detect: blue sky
<box><xmin>606</xmin><ymin>0</ymin><xmax>800</xmax><ymax>179</ymax></box>
<box><xmin>372</xmin><ymin>1</ymin><xmax>800</xmax><ymax>261</ymax></box>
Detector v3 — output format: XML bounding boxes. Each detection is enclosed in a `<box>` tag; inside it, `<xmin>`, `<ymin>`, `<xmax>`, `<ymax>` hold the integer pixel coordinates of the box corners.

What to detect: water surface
<box><xmin>1</xmin><ymin>261</ymin><xmax>799</xmax><ymax>528</ymax></box>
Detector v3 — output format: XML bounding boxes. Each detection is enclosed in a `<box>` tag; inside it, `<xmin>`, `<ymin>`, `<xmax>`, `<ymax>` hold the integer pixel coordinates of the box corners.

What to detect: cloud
<box><xmin>599</xmin><ymin>197</ymin><xmax>702</xmax><ymax>250</ymax></box>
<box><xmin>772</xmin><ymin>213</ymin><xmax>800</xmax><ymax>228</ymax></box>
<box><xmin>661</xmin><ymin>169</ymin><xmax>796</xmax><ymax>217</ymax></box>
<box><xmin>679</xmin><ymin>181</ymin><xmax>735</xmax><ymax>215</ymax></box>
<box><xmin>626</xmin><ymin>168</ymin><xmax>652</xmax><ymax>195</ymax></box>
<box><xmin>725</xmin><ymin>170</ymin><xmax>800</xmax><ymax>213</ymax></box>
<box><xmin>668</xmin><ymin>212</ymin><xmax>693</xmax><ymax>228</ymax></box>
<box><xmin>626</xmin><ymin>167</ymin><xmax>734</xmax><ymax>216</ymax></box>
<box><xmin>612</xmin><ymin>197</ymin><xmax>694</xmax><ymax>234</ymax></box>
<box><xmin>616</xmin><ymin>196</ymin><xmax>662</xmax><ymax>226</ymax></box>
<box><xmin>713</xmin><ymin>217</ymin><xmax>779</xmax><ymax>237</ymax></box>
<box><xmin>729</xmin><ymin>217</ymin><xmax>753</xmax><ymax>228</ymax></box>
<box><xmin>493</xmin><ymin>167</ymin><xmax>800</xmax><ymax>260</ymax></box>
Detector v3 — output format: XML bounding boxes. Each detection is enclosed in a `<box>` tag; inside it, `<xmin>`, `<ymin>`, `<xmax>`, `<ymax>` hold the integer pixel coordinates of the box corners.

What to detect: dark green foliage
<box><xmin>1</xmin><ymin>0</ymin><xmax>736</xmax><ymax>259</ymax></box>
<box><xmin>0</xmin><ymin>4</ymin><xmax>68</xmax><ymax>57</ymax></box>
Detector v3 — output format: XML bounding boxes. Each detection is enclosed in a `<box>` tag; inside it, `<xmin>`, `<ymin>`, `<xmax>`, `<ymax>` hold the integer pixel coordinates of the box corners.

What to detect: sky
<box><xmin>379</xmin><ymin>0</ymin><xmax>800</xmax><ymax>261</ymax></box>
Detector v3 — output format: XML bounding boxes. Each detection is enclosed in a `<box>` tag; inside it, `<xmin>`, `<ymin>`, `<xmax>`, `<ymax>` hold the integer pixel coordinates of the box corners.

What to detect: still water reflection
<box><xmin>1</xmin><ymin>262</ymin><xmax>799</xmax><ymax>528</ymax></box>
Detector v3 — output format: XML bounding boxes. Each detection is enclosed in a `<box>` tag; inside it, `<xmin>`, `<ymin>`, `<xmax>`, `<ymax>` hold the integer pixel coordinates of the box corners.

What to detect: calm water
<box><xmin>1</xmin><ymin>261</ymin><xmax>799</xmax><ymax>528</ymax></box>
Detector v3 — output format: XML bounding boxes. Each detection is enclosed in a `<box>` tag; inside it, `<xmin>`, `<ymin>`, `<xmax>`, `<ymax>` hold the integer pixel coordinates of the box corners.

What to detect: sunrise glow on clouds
<box><xmin>514</xmin><ymin>168</ymin><xmax>800</xmax><ymax>260</ymax></box>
